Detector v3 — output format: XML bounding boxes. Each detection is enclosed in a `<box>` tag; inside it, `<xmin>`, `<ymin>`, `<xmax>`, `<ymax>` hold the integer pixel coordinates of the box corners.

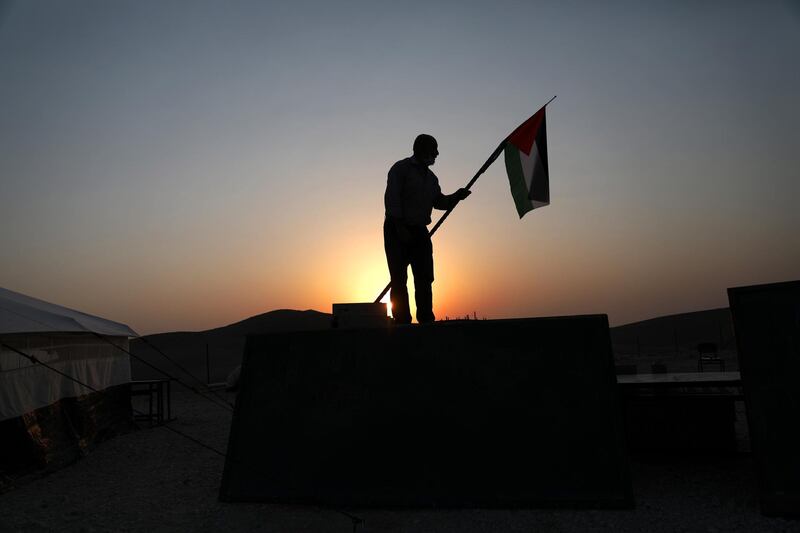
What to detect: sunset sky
<box><xmin>1</xmin><ymin>1</ymin><xmax>798</xmax><ymax>334</ymax></box>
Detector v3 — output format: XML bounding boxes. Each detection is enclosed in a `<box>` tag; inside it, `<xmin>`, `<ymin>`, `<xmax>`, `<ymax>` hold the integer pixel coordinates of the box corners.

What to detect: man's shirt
<box><xmin>384</xmin><ymin>156</ymin><xmax>448</xmax><ymax>226</ymax></box>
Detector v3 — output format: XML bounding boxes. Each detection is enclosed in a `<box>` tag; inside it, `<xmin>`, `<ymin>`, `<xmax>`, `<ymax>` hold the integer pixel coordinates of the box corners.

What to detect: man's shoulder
<box><xmin>389</xmin><ymin>157</ymin><xmax>412</xmax><ymax>179</ymax></box>
<box><xmin>390</xmin><ymin>157</ymin><xmax>413</xmax><ymax>170</ymax></box>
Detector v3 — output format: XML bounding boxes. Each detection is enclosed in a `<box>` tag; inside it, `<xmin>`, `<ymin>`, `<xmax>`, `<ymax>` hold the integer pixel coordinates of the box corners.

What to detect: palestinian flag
<box><xmin>503</xmin><ymin>105</ymin><xmax>550</xmax><ymax>218</ymax></box>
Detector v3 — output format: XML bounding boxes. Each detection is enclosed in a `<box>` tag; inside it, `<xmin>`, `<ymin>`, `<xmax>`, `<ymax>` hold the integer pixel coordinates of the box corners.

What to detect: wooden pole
<box><xmin>374</xmin><ymin>96</ymin><xmax>557</xmax><ymax>304</ymax></box>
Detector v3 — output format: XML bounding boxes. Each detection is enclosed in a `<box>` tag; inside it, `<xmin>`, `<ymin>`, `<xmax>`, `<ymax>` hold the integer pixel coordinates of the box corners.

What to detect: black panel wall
<box><xmin>220</xmin><ymin>316</ymin><xmax>633</xmax><ymax>508</ymax></box>
<box><xmin>728</xmin><ymin>280</ymin><xmax>800</xmax><ymax>517</ymax></box>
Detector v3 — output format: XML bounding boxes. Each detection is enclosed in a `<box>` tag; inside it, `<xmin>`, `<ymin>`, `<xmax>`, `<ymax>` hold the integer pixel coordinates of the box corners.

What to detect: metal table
<box><xmin>130</xmin><ymin>379</ymin><xmax>172</xmax><ymax>425</ymax></box>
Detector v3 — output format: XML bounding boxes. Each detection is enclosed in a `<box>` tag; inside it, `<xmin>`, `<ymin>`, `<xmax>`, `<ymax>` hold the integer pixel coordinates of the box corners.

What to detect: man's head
<box><xmin>413</xmin><ymin>134</ymin><xmax>438</xmax><ymax>167</ymax></box>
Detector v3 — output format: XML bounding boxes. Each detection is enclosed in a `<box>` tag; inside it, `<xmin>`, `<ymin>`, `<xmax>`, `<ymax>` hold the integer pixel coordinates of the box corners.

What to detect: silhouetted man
<box><xmin>384</xmin><ymin>134</ymin><xmax>471</xmax><ymax>324</ymax></box>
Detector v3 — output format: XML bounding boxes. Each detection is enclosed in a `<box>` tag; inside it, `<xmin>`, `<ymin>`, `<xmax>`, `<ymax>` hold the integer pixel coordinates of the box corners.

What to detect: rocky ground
<box><xmin>0</xmin><ymin>388</ymin><xmax>797</xmax><ymax>532</ymax></box>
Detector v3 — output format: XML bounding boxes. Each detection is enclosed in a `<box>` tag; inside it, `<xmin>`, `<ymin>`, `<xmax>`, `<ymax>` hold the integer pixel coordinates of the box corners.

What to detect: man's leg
<box><xmin>410</xmin><ymin>228</ymin><xmax>435</xmax><ymax>324</ymax></box>
<box><xmin>384</xmin><ymin>219</ymin><xmax>412</xmax><ymax>325</ymax></box>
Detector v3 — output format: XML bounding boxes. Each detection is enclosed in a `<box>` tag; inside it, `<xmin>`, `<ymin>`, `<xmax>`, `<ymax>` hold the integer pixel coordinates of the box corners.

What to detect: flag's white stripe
<box><xmin>519</xmin><ymin>140</ymin><xmax>539</xmax><ymax>192</ymax></box>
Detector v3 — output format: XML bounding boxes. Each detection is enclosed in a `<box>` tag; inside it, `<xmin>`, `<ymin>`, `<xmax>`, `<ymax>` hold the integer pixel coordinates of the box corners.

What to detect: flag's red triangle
<box><xmin>507</xmin><ymin>106</ymin><xmax>546</xmax><ymax>156</ymax></box>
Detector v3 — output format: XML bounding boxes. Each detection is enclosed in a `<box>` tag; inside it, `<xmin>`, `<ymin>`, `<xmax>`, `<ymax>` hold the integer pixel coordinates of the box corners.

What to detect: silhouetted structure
<box><xmin>650</xmin><ymin>363</ymin><xmax>668</xmax><ymax>373</ymax></box>
<box><xmin>220</xmin><ymin>316</ymin><xmax>633</xmax><ymax>508</ymax></box>
<box><xmin>697</xmin><ymin>342</ymin><xmax>724</xmax><ymax>372</ymax></box>
<box><xmin>383</xmin><ymin>134</ymin><xmax>470</xmax><ymax>324</ymax></box>
<box><xmin>617</xmin><ymin>371</ymin><xmax>742</xmax><ymax>452</ymax></box>
<box><xmin>331</xmin><ymin>302</ymin><xmax>388</xmax><ymax>329</ymax></box>
<box><xmin>728</xmin><ymin>280</ymin><xmax>800</xmax><ymax>517</ymax></box>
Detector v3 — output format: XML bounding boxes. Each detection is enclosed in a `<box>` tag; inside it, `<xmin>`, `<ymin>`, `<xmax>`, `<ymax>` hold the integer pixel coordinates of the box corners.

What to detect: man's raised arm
<box><xmin>434</xmin><ymin>188</ymin><xmax>471</xmax><ymax>211</ymax></box>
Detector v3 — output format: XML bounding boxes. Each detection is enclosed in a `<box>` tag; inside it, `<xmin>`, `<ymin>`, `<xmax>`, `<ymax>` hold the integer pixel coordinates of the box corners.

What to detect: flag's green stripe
<box><xmin>504</xmin><ymin>144</ymin><xmax>533</xmax><ymax>218</ymax></box>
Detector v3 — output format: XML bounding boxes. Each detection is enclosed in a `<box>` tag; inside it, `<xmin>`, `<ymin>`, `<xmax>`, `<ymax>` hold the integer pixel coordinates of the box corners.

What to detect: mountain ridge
<box><xmin>131</xmin><ymin>306</ymin><xmax>737</xmax><ymax>382</ymax></box>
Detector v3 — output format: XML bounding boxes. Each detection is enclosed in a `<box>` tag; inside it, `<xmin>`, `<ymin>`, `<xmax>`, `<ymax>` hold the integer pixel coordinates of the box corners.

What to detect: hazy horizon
<box><xmin>2</xmin><ymin>1</ymin><xmax>798</xmax><ymax>335</ymax></box>
<box><xmin>126</xmin><ymin>302</ymin><xmax>738</xmax><ymax>337</ymax></box>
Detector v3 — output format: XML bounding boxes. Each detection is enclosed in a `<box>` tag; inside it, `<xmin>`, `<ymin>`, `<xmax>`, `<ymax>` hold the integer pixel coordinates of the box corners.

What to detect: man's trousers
<box><xmin>383</xmin><ymin>218</ymin><xmax>435</xmax><ymax>324</ymax></box>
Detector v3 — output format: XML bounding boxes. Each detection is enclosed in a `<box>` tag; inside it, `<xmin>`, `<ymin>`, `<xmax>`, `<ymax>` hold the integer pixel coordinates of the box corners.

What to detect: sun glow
<box><xmin>328</xmin><ymin>248</ymin><xmax>395</xmax><ymax>318</ymax></box>
<box><xmin>382</xmin><ymin>293</ymin><xmax>392</xmax><ymax>318</ymax></box>
<box><xmin>311</xmin><ymin>227</ymin><xmax>478</xmax><ymax>323</ymax></box>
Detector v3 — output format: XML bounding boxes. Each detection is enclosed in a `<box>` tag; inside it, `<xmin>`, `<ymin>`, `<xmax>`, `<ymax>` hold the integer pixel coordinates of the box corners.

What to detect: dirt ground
<box><xmin>0</xmin><ymin>389</ymin><xmax>797</xmax><ymax>533</ymax></box>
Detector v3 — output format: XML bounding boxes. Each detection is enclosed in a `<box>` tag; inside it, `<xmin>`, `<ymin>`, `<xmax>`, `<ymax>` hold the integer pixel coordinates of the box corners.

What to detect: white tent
<box><xmin>0</xmin><ymin>287</ymin><xmax>137</xmax><ymax>422</ymax></box>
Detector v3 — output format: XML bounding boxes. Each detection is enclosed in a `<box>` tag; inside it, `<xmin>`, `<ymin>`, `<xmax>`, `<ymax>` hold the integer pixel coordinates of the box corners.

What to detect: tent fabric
<box><xmin>0</xmin><ymin>335</ymin><xmax>131</xmax><ymax>421</ymax></box>
<box><xmin>0</xmin><ymin>287</ymin><xmax>137</xmax><ymax>337</ymax></box>
<box><xmin>0</xmin><ymin>287</ymin><xmax>137</xmax><ymax>422</ymax></box>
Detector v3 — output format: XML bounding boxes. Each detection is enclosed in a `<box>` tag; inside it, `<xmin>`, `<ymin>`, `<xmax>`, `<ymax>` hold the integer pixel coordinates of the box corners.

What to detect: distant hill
<box><xmin>130</xmin><ymin>309</ymin><xmax>331</xmax><ymax>382</ymax></box>
<box><xmin>203</xmin><ymin>309</ymin><xmax>333</xmax><ymax>337</ymax></box>
<box><xmin>131</xmin><ymin>306</ymin><xmax>738</xmax><ymax>383</ymax></box>
<box><xmin>610</xmin><ymin>307</ymin><xmax>736</xmax><ymax>372</ymax></box>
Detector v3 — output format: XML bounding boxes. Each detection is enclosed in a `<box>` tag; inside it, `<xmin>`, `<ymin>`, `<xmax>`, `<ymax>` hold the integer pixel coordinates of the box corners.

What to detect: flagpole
<box><xmin>374</xmin><ymin>96</ymin><xmax>557</xmax><ymax>304</ymax></box>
